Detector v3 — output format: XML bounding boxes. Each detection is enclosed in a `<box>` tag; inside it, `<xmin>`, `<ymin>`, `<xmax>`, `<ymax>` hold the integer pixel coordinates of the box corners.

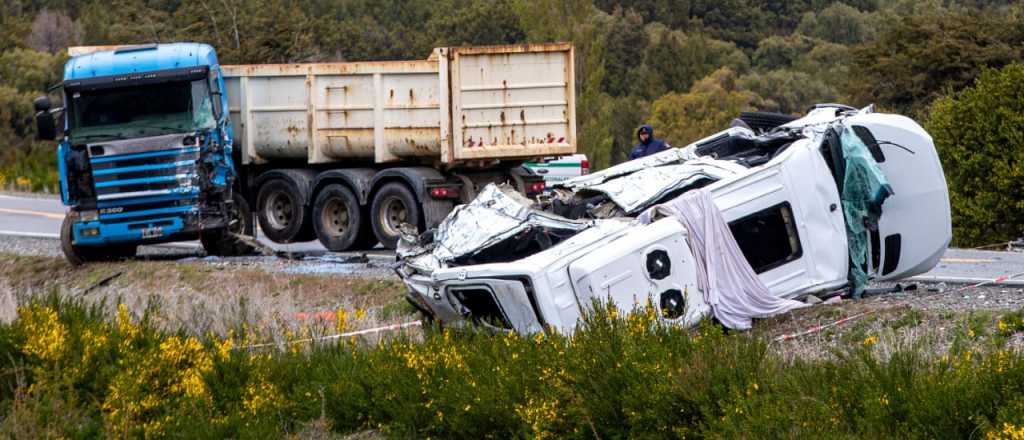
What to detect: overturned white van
<box><xmin>397</xmin><ymin>105</ymin><xmax>951</xmax><ymax>335</ymax></box>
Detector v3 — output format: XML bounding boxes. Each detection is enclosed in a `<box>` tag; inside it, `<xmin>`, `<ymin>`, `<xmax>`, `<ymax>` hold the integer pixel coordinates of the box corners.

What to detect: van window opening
<box><xmin>728</xmin><ymin>202</ymin><xmax>802</xmax><ymax>273</ymax></box>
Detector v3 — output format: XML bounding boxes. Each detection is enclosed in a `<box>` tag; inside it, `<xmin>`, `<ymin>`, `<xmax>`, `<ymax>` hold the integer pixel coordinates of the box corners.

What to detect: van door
<box><xmin>709</xmin><ymin>138</ymin><xmax>849</xmax><ymax>298</ymax></box>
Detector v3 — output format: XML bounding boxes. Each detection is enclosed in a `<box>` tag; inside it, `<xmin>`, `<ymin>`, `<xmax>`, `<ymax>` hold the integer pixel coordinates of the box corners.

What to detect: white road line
<box><xmin>0</xmin><ymin>230</ymin><xmax>59</xmax><ymax>239</ymax></box>
<box><xmin>0</xmin><ymin>230</ymin><xmax>199</xmax><ymax>249</ymax></box>
<box><xmin>908</xmin><ymin>275</ymin><xmax>1024</xmax><ymax>287</ymax></box>
<box><xmin>0</xmin><ymin>207</ymin><xmax>65</xmax><ymax>220</ymax></box>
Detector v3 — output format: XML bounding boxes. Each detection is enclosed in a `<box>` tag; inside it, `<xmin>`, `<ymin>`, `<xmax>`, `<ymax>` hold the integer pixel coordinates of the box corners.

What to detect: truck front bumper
<box><xmin>72</xmin><ymin>212</ymin><xmax>207</xmax><ymax>246</ymax></box>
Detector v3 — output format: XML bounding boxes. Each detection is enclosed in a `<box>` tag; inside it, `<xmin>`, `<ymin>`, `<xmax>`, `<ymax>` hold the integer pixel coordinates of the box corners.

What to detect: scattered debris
<box><xmin>79</xmin><ymin>271</ymin><xmax>123</xmax><ymax>296</ymax></box>
<box><xmin>772</xmin><ymin>304</ymin><xmax>910</xmax><ymax>343</ymax></box>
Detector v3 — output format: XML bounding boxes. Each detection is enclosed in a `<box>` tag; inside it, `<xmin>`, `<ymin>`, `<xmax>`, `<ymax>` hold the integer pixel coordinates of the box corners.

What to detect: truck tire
<box><xmin>312</xmin><ymin>184</ymin><xmax>375</xmax><ymax>251</ymax></box>
<box><xmin>370</xmin><ymin>182</ymin><xmax>421</xmax><ymax>249</ymax></box>
<box><xmin>738</xmin><ymin>111</ymin><xmax>799</xmax><ymax>133</ymax></box>
<box><xmin>201</xmin><ymin>192</ymin><xmax>257</xmax><ymax>256</ymax></box>
<box><xmin>257</xmin><ymin>177</ymin><xmax>312</xmax><ymax>243</ymax></box>
<box><xmin>60</xmin><ymin>215</ymin><xmax>136</xmax><ymax>265</ymax></box>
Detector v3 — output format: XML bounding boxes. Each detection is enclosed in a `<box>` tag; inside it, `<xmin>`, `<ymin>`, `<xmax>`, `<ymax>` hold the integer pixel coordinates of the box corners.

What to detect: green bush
<box><xmin>5</xmin><ymin>296</ymin><xmax>1024</xmax><ymax>438</ymax></box>
<box><xmin>926</xmin><ymin>63</ymin><xmax>1024</xmax><ymax>247</ymax></box>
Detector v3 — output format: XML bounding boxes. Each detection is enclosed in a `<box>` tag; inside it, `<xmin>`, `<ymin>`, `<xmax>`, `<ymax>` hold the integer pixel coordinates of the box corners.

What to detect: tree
<box><xmin>796</xmin><ymin>3</ymin><xmax>872</xmax><ymax>45</ymax></box>
<box><xmin>792</xmin><ymin>40</ymin><xmax>851</xmax><ymax>86</ymax></box>
<box><xmin>640</xmin><ymin>24</ymin><xmax>748</xmax><ymax>98</ymax></box>
<box><xmin>426</xmin><ymin>0</ymin><xmax>526</xmax><ymax>48</ymax></box>
<box><xmin>925</xmin><ymin>64</ymin><xmax>1024</xmax><ymax>247</ymax></box>
<box><xmin>26</xmin><ymin>9</ymin><xmax>81</xmax><ymax>53</ymax></box>
<box><xmin>0</xmin><ymin>12</ymin><xmax>30</xmax><ymax>52</ymax></box>
<box><xmin>648</xmin><ymin>67</ymin><xmax>762</xmax><ymax>146</ymax></box>
<box><xmin>847</xmin><ymin>10</ymin><xmax>1024</xmax><ymax>116</ymax></box>
<box><xmin>601</xmin><ymin>8</ymin><xmax>647</xmax><ymax>97</ymax></box>
<box><xmin>234</xmin><ymin>0</ymin><xmax>316</xmax><ymax>63</ymax></box>
<box><xmin>576</xmin><ymin>41</ymin><xmax>616</xmax><ymax>170</ymax></box>
<box><xmin>0</xmin><ymin>49</ymin><xmax>65</xmax><ymax>93</ymax></box>
<box><xmin>750</xmin><ymin>34</ymin><xmax>815</xmax><ymax>71</ymax></box>
<box><xmin>738</xmin><ymin>69</ymin><xmax>840</xmax><ymax>114</ymax></box>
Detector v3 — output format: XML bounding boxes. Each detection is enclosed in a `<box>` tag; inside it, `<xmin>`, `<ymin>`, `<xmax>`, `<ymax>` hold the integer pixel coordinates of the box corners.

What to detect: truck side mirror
<box><xmin>209</xmin><ymin>71</ymin><xmax>224</xmax><ymax>120</ymax></box>
<box><xmin>34</xmin><ymin>96</ymin><xmax>57</xmax><ymax>141</ymax></box>
<box><xmin>34</xmin><ymin>96</ymin><xmax>52</xmax><ymax>112</ymax></box>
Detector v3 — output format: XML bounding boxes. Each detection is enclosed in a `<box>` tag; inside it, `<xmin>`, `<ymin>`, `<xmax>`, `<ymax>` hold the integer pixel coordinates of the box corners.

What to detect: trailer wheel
<box><xmin>371</xmin><ymin>182</ymin><xmax>421</xmax><ymax>249</ymax></box>
<box><xmin>60</xmin><ymin>215</ymin><xmax>135</xmax><ymax>265</ymax></box>
<box><xmin>201</xmin><ymin>192</ymin><xmax>257</xmax><ymax>256</ymax></box>
<box><xmin>313</xmin><ymin>184</ymin><xmax>374</xmax><ymax>251</ymax></box>
<box><xmin>257</xmin><ymin>178</ymin><xmax>311</xmax><ymax>243</ymax></box>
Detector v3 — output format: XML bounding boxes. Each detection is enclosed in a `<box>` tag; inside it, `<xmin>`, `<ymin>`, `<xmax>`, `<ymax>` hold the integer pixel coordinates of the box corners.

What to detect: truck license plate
<box><xmin>141</xmin><ymin>226</ymin><xmax>163</xmax><ymax>239</ymax></box>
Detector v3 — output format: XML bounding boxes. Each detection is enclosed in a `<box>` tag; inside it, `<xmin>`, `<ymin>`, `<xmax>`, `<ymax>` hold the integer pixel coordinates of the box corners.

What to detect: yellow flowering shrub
<box><xmin>989</xmin><ymin>423</ymin><xmax>1024</xmax><ymax>440</ymax></box>
<box><xmin>19</xmin><ymin>305</ymin><xmax>68</xmax><ymax>363</ymax></box>
<box><xmin>102</xmin><ymin>309</ymin><xmax>215</xmax><ymax>438</ymax></box>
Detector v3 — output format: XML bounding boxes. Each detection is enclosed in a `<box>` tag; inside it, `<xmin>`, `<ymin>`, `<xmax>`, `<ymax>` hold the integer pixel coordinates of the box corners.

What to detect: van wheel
<box><xmin>201</xmin><ymin>193</ymin><xmax>257</xmax><ymax>256</ymax></box>
<box><xmin>739</xmin><ymin>111</ymin><xmax>800</xmax><ymax>133</ymax></box>
<box><xmin>313</xmin><ymin>184</ymin><xmax>375</xmax><ymax>251</ymax></box>
<box><xmin>371</xmin><ymin>182</ymin><xmax>421</xmax><ymax>249</ymax></box>
<box><xmin>257</xmin><ymin>178</ymin><xmax>311</xmax><ymax>243</ymax></box>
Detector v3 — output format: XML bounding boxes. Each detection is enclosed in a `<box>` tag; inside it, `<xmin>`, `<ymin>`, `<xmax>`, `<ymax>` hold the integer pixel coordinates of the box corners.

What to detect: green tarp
<box><xmin>840</xmin><ymin>126</ymin><xmax>893</xmax><ymax>298</ymax></box>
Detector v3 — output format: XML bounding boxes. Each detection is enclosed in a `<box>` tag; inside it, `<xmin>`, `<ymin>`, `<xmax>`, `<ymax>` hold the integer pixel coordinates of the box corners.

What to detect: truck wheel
<box><xmin>60</xmin><ymin>215</ymin><xmax>115</xmax><ymax>265</ymax></box>
<box><xmin>201</xmin><ymin>193</ymin><xmax>257</xmax><ymax>256</ymax></box>
<box><xmin>257</xmin><ymin>178</ymin><xmax>311</xmax><ymax>243</ymax></box>
<box><xmin>371</xmin><ymin>182</ymin><xmax>421</xmax><ymax>249</ymax></box>
<box><xmin>313</xmin><ymin>184</ymin><xmax>374</xmax><ymax>252</ymax></box>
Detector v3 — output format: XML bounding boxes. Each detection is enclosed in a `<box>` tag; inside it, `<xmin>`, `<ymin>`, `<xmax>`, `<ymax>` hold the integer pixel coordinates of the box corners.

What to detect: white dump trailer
<box><xmin>224</xmin><ymin>43</ymin><xmax>576</xmax><ymax>165</ymax></box>
<box><xmin>222</xmin><ymin>43</ymin><xmax>576</xmax><ymax>250</ymax></box>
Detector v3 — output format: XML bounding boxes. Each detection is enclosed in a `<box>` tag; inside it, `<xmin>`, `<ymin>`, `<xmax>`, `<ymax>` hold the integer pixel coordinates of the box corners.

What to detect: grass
<box><xmin>1</xmin><ymin>293</ymin><xmax>1024</xmax><ymax>438</ymax></box>
<box><xmin>0</xmin><ymin>253</ymin><xmax>412</xmax><ymax>341</ymax></box>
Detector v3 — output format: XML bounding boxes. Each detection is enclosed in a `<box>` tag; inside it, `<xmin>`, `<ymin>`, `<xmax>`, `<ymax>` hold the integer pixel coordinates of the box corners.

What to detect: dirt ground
<box><xmin>757</xmin><ymin>281</ymin><xmax>1024</xmax><ymax>361</ymax></box>
<box><xmin>0</xmin><ymin>253</ymin><xmax>417</xmax><ymax>344</ymax></box>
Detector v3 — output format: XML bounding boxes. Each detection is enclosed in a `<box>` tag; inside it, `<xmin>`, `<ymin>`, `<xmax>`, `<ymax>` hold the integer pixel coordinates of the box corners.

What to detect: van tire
<box><xmin>739</xmin><ymin>111</ymin><xmax>799</xmax><ymax>133</ymax></box>
<box><xmin>370</xmin><ymin>182</ymin><xmax>421</xmax><ymax>249</ymax></box>
<box><xmin>257</xmin><ymin>178</ymin><xmax>311</xmax><ymax>243</ymax></box>
<box><xmin>313</xmin><ymin>184</ymin><xmax>374</xmax><ymax>251</ymax></box>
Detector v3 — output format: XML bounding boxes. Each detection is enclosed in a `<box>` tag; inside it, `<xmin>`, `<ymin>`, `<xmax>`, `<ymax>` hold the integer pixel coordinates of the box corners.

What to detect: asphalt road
<box><xmin>1</xmin><ymin>192</ymin><xmax>1022</xmax><ymax>284</ymax></box>
<box><xmin>0</xmin><ymin>192</ymin><xmax>391</xmax><ymax>257</ymax></box>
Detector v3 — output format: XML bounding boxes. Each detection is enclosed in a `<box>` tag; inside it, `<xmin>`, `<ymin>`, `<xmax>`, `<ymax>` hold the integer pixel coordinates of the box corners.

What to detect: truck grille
<box><xmin>90</xmin><ymin>146</ymin><xmax>201</xmax><ymax>223</ymax></box>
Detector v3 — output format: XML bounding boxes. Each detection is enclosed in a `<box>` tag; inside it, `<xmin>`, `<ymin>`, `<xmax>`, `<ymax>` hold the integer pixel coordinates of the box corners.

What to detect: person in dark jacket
<box><xmin>629</xmin><ymin>124</ymin><xmax>669</xmax><ymax>160</ymax></box>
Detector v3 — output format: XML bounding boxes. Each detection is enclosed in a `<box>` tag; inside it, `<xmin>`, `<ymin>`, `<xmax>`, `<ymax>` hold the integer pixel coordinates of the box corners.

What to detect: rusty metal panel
<box><xmin>222</xmin><ymin>43</ymin><xmax>574</xmax><ymax>165</ymax></box>
<box><xmin>313</xmin><ymin>72</ymin><xmax>377</xmax><ymax>161</ymax></box>
<box><xmin>449</xmin><ymin>43</ymin><xmax>575</xmax><ymax>161</ymax></box>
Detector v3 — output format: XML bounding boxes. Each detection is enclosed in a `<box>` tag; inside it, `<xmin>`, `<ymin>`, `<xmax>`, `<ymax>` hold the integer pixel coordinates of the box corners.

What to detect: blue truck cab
<box><xmin>39</xmin><ymin>43</ymin><xmax>251</xmax><ymax>264</ymax></box>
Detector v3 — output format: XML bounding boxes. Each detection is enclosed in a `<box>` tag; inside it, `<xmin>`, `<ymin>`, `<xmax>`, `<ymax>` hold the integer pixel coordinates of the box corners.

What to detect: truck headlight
<box><xmin>81</xmin><ymin>210</ymin><xmax>98</xmax><ymax>222</ymax></box>
<box><xmin>80</xmin><ymin>227</ymin><xmax>100</xmax><ymax>237</ymax></box>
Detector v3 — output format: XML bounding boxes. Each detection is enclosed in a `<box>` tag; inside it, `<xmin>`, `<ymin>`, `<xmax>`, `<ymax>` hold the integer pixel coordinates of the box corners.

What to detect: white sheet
<box><xmin>639</xmin><ymin>189</ymin><xmax>808</xmax><ymax>329</ymax></box>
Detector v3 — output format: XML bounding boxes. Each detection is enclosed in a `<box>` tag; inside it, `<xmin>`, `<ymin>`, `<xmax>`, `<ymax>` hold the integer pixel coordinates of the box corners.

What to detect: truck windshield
<box><xmin>67</xmin><ymin>78</ymin><xmax>215</xmax><ymax>144</ymax></box>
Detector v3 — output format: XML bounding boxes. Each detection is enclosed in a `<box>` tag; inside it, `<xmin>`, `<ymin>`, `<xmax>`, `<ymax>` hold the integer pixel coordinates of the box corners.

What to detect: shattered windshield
<box><xmin>67</xmin><ymin>78</ymin><xmax>215</xmax><ymax>144</ymax></box>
